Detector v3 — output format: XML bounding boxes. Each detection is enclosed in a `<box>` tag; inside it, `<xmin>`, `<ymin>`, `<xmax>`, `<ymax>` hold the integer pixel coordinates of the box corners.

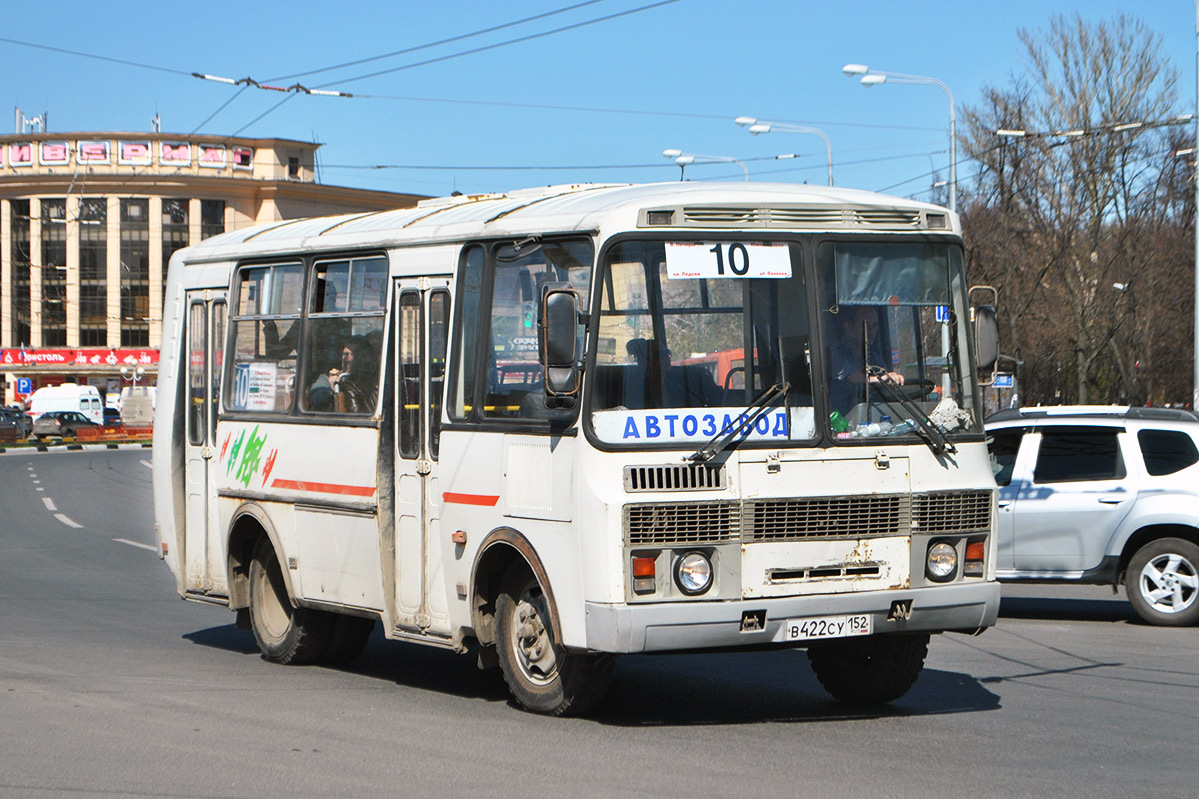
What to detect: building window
<box><xmin>120</xmin><ymin>198</ymin><xmax>150</xmax><ymax>347</ymax></box>
<box><xmin>79</xmin><ymin>198</ymin><xmax>107</xmax><ymax>346</ymax></box>
<box><xmin>288</xmin><ymin>156</ymin><xmax>301</xmax><ymax>179</ymax></box>
<box><xmin>200</xmin><ymin>200</ymin><xmax>225</xmax><ymax>240</ymax></box>
<box><xmin>9</xmin><ymin>200</ymin><xmax>31</xmax><ymax>346</ymax></box>
<box><xmin>162</xmin><ymin>199</ymin><xmax>189</xmax><ymax>305</ymax></box>
<box><xmin>40</xmin><ymin>199</ymin><xmax>67</xmax><ymax>346</ymax></box>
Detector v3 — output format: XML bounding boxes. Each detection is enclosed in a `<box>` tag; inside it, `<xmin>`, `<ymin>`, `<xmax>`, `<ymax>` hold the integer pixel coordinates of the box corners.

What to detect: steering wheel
<box><xmin>877</xmin><ymin>378</ymin><xmax>938</xmax><ymax>401</ymax></box>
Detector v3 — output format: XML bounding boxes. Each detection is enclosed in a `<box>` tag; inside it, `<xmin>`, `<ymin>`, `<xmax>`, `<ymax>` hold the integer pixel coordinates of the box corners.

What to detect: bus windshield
<box><xmin>587</xmin><ymin>238</ymin><xmax>981</xmax><ymax>447</ymax></box>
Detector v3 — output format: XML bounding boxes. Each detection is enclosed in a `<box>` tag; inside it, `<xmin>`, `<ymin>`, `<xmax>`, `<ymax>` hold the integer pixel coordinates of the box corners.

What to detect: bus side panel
<box><xmin>438</xmin><ymin>429</ymin><xmax>588</xmax><ymax>648</ymax></box>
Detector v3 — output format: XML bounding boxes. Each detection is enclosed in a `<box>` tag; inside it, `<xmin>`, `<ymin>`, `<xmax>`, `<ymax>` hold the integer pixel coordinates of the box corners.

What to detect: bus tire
<box><xmin>495</xmin><ymin>565</ymin><xmax>614</xmax><ymax>716</ymax></box>
<box><xmin>320</xmin><ymin>616</ymin><xmax>375</xmax><ymax>666</ymax></box>
<box><xmin>807</xmin><ymin>632</ymin><xmax>929</xmax><ymax>705</ymax></box>
<box><xmin>248</xmin><ymin>538</ymin><xmax>331</xmax><ymax>665</ymax></box>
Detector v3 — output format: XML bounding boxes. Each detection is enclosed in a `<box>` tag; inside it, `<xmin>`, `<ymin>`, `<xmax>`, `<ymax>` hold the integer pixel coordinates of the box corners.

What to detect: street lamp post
<box><xmin>1193</xmin><ymin>0</ymin><xmax>1199</xmax><ymax>410</ymax></box>
<box><xmin>842</xmin><ymin>64</ymin><xmax>956</xmax><ymax>212</ymax></box>
<box><xmin>661</xmin><ymin>149</ymin><xmax>749</xmax><ymax>181</ymax></box>
<box><xmin>734</xmin><ymin>117</ymin><xmax>834</xmax><ymax>186</ymax></box>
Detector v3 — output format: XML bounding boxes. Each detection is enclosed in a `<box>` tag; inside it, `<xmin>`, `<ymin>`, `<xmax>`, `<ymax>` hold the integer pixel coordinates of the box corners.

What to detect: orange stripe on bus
<box><xmin>443</xmin><ymin>492</ymin><xmax>500</xmax><ymax>507</ymax></box>
<box><xmin>271</xmin><ymin>479</ymin><xmax>376</xmax><ymax>497</ymax></box>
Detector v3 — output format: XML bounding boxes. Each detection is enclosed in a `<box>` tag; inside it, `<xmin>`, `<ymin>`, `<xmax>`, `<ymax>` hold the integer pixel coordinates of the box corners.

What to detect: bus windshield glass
<box><xmin>818</xmin><ymin>241</ymin><xmax>981</xmax><ymax>442</ymax></box>
<box><xmin>587</xmin><ymin>238</ymin><xmax>981</xmax><ymax>447</ymax></box>
<box><xmin>589</xmin><ymin>240</ymin><xmax>815</xmax><ymax>446</ymax></box>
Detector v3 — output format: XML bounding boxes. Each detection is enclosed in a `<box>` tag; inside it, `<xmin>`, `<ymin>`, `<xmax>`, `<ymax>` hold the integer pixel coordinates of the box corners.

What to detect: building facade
<box><xmin>0</xmin><ymin>132</ymin><xmax>422</xmax><ymax>405</ymax></box>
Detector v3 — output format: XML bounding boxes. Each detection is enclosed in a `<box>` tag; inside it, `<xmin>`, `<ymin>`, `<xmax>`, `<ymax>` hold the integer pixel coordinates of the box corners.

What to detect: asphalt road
<box><xmin>1</xmin><ymin>448</ymin><xmax>1197</xmax><ymax>799</ymax></box>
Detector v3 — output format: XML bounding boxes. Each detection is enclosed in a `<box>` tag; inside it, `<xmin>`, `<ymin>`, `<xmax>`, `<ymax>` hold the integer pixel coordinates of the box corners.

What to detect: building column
<box><xmin>65</xmin><ymin>194</ymin><xmax>81</xmax><ymax>347</ymax></box>
<box><xmin>1</xmin><ymin>199</ymin><xmax>10</xmax><ymax>350</ymax></box>
<box><xmin>188</xmin><ymin>198</ymin><xmax>202</xmax><ymax>245</ymax></box>
<box><xmin>29</xmin><ymin>198</ymin><xmax>41</xmax><ymax>347</ymax></box>
<box><xmin>148</xmin><ymin>196</ymin><xmax>163</xmax><ymax>347</ymax></box>
<box><xmin>107</xmin><ymin>196</ymin><xmax>121</xmax><ymax>345</ymax></box>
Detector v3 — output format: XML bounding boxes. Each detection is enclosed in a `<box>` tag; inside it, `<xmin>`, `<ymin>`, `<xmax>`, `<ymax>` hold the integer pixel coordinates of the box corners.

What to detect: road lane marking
<box><xmin>114</xmin><ymin>538</ymin><xmax>156</xmax><ymax>553</ymax></box>
<box><xmin>42</xmin><ymin>497</ymin><xmax>57</xmax><ymax>512</ymax></box>
<box><xmin>55</xmin><ymin>513</ymin><xmax>82</xmax><ymax>529</ymax></box>
<box><xmin>140</xmin><ymin>460</ymin><xmax>151</xmax><ymax>469</ymax></box>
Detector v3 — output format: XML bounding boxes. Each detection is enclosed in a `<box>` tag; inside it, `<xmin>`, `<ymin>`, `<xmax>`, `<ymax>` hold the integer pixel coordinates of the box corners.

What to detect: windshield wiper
<box><xmin>870</xmin><ymin>368</ymin><xmax>956</xmax><ymax>457</ymax></box>
<box><xmin>687</xmin><ymin>381</ymin><xmax>789</xmax><ymax>463</ymax></box>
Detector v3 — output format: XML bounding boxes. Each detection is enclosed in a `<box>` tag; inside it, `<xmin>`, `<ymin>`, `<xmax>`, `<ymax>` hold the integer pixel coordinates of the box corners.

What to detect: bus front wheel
<box><xmin>807</xmin><ymin>632</ymin><xmax>929</xmax><ymax>705</ymax></box>
<box><xmin>248</xmin><ymin>538</ymin><xmax>331</xmax><ymax>665</ymax></box>
<box><xmin>494</xmin><ymin>565</ymin><xmax>613</xmax><ymax>716</ymax></box>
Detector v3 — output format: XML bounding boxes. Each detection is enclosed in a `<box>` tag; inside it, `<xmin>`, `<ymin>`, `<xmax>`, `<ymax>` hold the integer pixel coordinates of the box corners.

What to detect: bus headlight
<box><xmin>926</xmin><ymin>541</ymin><xmax>958</xmax><ymax>582</ymax></box>
<box><xmin>674</xmin><ymin>551</ymin><xmax>713</xmax><ymax>596</ymax></box>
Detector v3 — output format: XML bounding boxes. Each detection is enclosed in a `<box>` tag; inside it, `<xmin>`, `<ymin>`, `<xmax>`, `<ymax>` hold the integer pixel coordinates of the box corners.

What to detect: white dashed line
<box><xmin>42</xmin><ymin>497</ymin><xmax>57</xmax><ymax>512</ymax></box>
<box><xmin>55</xmin><ymin>513</ymin><xmax>82</xmax><ymax>529</ymax></box>
<box><xmin>114</xmin><ymin>538</ymin><xmax>156</xmax><ymax>553</ymax></box>
<box><xmin>140</xmin><ymin>460</ymin><xmax>152</xmax><ymax>469</ymax></box>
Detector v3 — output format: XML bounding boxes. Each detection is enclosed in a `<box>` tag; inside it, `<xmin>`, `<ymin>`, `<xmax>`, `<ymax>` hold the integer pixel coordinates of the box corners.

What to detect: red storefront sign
<box><xmin>0</xmin><ymin>348</ymin><xmax>158</xmax><ymax>368</ymax></box>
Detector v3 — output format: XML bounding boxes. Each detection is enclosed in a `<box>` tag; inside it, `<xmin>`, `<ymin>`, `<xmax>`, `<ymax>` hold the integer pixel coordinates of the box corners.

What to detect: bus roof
<box><xmin>174</xmin><ymin>181</ymin><xmax>958</xmax><ymax>264</ymax></box>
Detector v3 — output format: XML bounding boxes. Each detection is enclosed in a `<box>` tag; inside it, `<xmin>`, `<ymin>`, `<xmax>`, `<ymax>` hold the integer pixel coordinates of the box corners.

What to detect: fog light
<box><xmin>674</xmin><ymin>551</ymin><xmax>713</xmax><ymax>596</ymax></box>
<box><xmin>926</xmin><ymin>541</ymin><xmax>958</xmax><ymax>582</ymax></box>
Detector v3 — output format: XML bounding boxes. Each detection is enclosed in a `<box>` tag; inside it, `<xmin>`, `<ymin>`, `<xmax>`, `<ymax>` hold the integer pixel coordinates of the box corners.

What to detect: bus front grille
<box><xmin>624</xmin><ymin>463</ymin><xmax>726</xmax><ymax>492</ymax></box>
<box><xmin>911</xmin><ymin>490</ymin><xmax>992</xmax><ymax>533</ymax></box>
<box><xmin>745</xmin><ymin>495</ymin><xmax>907</xmax><ymax>541</ymax></box>
<box><xmin>625</xmin><ymin>501</ymin><xmax>740</xmax><ymax>545</ymax></box>
<box><xmin>624</xmin><ymin>490</ymin><xmax>993</xmax><ymax>546</ymax></box>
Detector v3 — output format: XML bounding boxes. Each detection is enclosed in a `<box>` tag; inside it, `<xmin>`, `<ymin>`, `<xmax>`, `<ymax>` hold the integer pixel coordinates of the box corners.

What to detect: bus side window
<box><xmin>227</xmin><ymin>263</ymin><xmax>302</xmax><ymax>414</ymax></box>
<box><xmin>429</xmin><ymin>289</ymin><xmax>449</xmax><ymax>458</ymax></box>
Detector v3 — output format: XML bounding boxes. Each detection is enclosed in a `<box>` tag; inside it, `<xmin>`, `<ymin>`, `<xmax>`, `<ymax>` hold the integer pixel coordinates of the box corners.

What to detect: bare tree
<box><xmin>961</xmin><ymin>13</ymin><xmax>1185</xmax><ymax>405</ymax></box>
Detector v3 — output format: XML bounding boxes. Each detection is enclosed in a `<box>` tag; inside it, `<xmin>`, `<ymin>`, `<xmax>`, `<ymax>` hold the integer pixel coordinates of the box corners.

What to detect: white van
<box><xmin>27</xmin><ymin>384</ymin><xmax>104</xmax><ymax>425</ymax></box>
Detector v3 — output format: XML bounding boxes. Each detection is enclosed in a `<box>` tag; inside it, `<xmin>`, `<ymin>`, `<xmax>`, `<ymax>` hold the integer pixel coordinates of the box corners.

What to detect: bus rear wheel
<box><xmin>495</xmin><ymin>565</ymin><xmax>613</xmax><ymax>716</ymax></box>
<box><xmin>248</xmin><ymin>538</ymin><xmax>331</xmax><ymax>665</ymax></box>
<box><xmin>807</xmin><ymin>632</ymin><xmax>929</xmax><ymax>705</ymax></box>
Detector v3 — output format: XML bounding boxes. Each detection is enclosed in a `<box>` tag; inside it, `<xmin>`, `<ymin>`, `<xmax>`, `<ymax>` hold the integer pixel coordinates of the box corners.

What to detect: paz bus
<box><xmin>152</xmin><ymin>181</ymin><xmax>1001</xmax><ymax>715</ymax></box>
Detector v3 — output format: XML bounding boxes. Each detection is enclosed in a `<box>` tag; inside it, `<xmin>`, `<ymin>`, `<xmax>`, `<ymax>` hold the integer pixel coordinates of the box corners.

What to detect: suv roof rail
<box><xmin>986</xmin><ymin>405</ymin><xmax>1199</xmax><ymax>424</ymax></box>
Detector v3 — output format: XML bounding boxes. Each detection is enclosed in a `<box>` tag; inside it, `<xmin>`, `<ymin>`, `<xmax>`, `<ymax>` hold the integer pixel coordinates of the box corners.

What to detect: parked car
<box><xmin>31</xmin><ymin>410</ymin><xmax>99</xmax><ymax>441</ymax></box>
<box><xmin>986</xmin><ymin>405</ymin><xmax>1199</xmax><ymax>626</ymax></box>
<box><xmin>0</xmin><ymin>407</ymin><xmax>33</xmax><ymax>438</ymax></box>
<box><xmin>103</xmin><ymin>407</ymin><xmax>123</xmax><ymax>427</ymax></box>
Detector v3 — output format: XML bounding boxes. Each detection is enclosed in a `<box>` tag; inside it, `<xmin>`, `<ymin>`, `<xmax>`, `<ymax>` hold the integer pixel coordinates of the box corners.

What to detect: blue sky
<box><xmin>1</xmin><ymin>1</ymin><xmax>1194</xmax><ymax>201</ymax></box>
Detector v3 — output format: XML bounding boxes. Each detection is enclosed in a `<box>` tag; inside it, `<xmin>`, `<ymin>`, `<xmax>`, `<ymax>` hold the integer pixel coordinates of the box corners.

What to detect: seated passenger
<box><xmin>309</xmin><ymin>335</ymin><xmax>379</xmax><ymax>413</ymax></box>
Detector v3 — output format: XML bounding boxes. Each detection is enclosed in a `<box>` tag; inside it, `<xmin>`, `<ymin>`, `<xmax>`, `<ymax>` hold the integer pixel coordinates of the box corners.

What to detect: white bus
<box><xmin>153</xmin><ymin>182</ymin><xmax>1001</xmax><ymax>715</ymax></box>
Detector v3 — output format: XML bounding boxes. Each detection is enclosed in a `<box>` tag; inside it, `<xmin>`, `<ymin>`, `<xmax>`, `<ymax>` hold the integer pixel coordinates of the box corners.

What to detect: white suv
<box><xmin>985</xmin><ymin>406</ymin><xmax>1199</xmax><ymax>626</ymax></box>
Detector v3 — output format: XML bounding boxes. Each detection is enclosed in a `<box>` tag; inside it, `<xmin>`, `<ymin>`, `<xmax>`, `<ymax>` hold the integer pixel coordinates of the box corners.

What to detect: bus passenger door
<box><xmin>182</xmin><ymin>291</ymin><xmax>227</xmax><ymax>594</ymax></box>
<box><xmin>393</xmin><ymin>280</ymin><xmax>451</xmax><ymax>634</ymax></box>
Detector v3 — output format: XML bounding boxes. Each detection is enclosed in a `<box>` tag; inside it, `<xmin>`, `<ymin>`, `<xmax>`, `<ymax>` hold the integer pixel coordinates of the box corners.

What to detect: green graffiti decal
<box><xmin>235</xmin><ymin>425</ymin><xmax>269</xmax><ymax>487</ymax></box>
<box><xmin>226</xmin><ymin>429</ymin><xmax>246</xmax><ymax>476</ymax></box>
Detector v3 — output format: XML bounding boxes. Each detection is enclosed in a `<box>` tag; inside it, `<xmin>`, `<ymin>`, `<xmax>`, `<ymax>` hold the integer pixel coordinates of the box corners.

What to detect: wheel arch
<box><xmin>469</xmin><ymin>527</ymin><xmax>560</xmax><ymax>648</ymax></box>
<box><xmin>227</xmin><ymin>501</ymin><xmax>294</xmax><ymax>611</ymax></box>
<box><xmin>1117</xmin><ymin>523</ymin><xmax>1199</xmax><ymax>583</ymax></box>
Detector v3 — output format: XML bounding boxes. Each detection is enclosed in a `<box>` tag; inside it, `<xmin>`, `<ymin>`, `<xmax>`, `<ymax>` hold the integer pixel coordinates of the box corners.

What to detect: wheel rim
<box><xmin>509</xmin><ymin>584</ymin><xmax>558</xmax><ymax>686</ymax></box>
<box><xmin>253</xmin><ymin>551</ymin><xmax>293</xmax><ymax>640</ymax></box>
<box><xmin>1137</xmin><ymin>552</ymin><xmax>1199</xmax><ymax>615</ymax></box>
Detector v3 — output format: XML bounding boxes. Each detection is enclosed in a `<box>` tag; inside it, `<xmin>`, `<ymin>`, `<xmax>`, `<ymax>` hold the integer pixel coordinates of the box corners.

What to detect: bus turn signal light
<box><xmin>632</xmin><ymin>556</ymin><xmax>656</xmax><ymax>595</ymax></box>
<box><xmin>964</xmin><ymin>540</ymin><xmax>986</xmax><ymax>576</ymax></box>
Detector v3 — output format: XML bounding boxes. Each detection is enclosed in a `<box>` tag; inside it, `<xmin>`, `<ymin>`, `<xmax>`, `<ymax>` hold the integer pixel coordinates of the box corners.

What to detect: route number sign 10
<box><xmin>665</xmin><ymin>242</ymin><xmax>792</xmax><ymax>279</ymax></box>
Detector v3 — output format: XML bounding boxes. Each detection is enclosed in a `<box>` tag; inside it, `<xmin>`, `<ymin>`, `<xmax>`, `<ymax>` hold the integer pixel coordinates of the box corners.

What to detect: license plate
<box><xmin>777</xmin><ymin>613</ymin><xmax>872</xmax><ymax>642</ymax></box>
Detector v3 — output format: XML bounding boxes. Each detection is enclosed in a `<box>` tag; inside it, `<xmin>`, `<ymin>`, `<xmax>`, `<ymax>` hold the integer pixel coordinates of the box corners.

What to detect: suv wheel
<box><xmin>1126</xmin><ymin>538</ymin><xmax>1199</xmax><ymax>626</ymax></box>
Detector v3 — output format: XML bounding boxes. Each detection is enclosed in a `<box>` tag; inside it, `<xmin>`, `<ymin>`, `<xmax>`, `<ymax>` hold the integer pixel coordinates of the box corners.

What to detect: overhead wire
<box><xmin>265</xmin><ymin>0</ymin><xmax>610</xmax><ymax>82</ymax></box>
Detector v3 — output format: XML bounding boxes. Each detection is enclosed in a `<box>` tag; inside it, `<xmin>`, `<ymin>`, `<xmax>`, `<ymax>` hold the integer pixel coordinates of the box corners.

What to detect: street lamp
<box><xmin>734</xmin><ymin>117</ymin><xmax>834</xmax><ymax>186</ymax></box>
<box><xmin>121</xmin><ymin>365</ymin><xmax>145</xmax><ymax>390</ymax></box>
<box><xmin>842</xmin><ymin>63</ymin><xmax>956</xmax><ymax>211</ymax></box>
<box><xmin>661</xmin><ymin>149</ymin><xmax>749</xmax><ymax>181</ymax></box>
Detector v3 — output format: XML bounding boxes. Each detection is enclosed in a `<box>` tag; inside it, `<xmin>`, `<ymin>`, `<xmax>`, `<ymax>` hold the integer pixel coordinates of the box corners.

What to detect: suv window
<box><xmin>1033</xmin><ymin>426</ymin><xmax>1124</xmax><ymax>483</ymax></box>
<box><xmin>987</xmin><ymin>429</ymin><xmax>1024</xmax><ymax>487</ymax></box>
<box><xmin>1138</xmin><ymin>429</ymin><xmax>1199</xmax><ymax>476</ymax></box>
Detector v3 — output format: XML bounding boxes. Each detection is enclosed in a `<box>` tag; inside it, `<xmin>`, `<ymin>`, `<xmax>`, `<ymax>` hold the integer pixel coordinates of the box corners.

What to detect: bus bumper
<box><xmin>583</xmin><ymin>581</ymin><xmax>1000</xmax><ymax>654</ymax></box>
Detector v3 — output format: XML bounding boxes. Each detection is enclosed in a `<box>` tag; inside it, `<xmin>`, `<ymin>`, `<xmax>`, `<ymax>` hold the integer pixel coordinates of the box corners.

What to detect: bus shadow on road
<box><xmin>999</xmin><ymin>596</ymin><xmax>1137</xmax><ymax>624</ymax></box>
<box><xmin>183</xmin><ymin>625</ymin><xmax>1000</xmax><ymax>724</ymax></box>
<box><xmin>590</xmin><ymin>651</ymin><xmax>1000</xmax><ymax>726</ymax></box>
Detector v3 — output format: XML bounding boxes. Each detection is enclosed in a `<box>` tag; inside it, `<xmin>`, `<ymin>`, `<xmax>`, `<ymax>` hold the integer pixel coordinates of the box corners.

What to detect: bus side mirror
<box><xmin>974</xmin><ymin>304</ymin><xmax>999</xmax><ymax>373</ymax></box>
<box><xmin>540</xmin><ymin>284</ymin><xmax>580</xmax><ymax>404</ymax></box>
